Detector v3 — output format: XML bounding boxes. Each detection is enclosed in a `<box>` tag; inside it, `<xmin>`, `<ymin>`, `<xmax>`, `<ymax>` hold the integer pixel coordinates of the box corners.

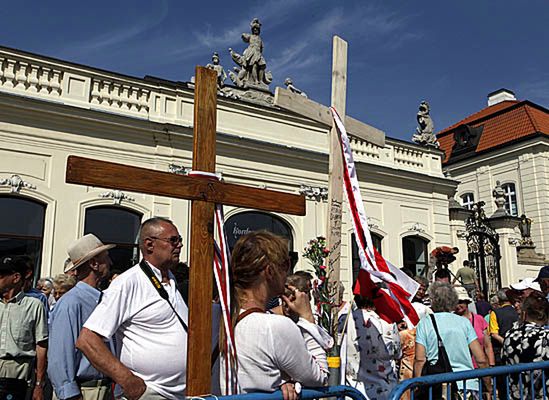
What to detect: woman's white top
<box><xmin>221</xmin><ymin>312</ymin><xmax>329</xmax><ymax>394</ymax></box>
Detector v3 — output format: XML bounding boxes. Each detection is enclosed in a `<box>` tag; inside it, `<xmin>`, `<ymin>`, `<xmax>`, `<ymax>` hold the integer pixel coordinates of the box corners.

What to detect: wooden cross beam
<box><xmin>65</xmin><ymin>67</ymin><xmax>306</xmax><ymax>396</ymax></box>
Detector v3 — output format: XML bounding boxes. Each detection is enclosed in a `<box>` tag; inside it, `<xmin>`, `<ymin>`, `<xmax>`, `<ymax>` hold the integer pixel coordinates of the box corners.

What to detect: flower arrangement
<box><xmin>302</xmin><ymin>236</ymin><xmax>332</xmax><ymax>333</ymax></box>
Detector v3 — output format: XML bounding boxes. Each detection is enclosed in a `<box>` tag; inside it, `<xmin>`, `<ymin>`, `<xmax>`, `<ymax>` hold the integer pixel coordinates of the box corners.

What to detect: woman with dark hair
<box><xmin>220</xmin><ymin>231</ymin><xmax>328</xmax><ymax>397</ymax></box>
<box><xmin>502</xmin><ymin>292</ymin><xmax>549</xmax><ymax>400</ymax></box>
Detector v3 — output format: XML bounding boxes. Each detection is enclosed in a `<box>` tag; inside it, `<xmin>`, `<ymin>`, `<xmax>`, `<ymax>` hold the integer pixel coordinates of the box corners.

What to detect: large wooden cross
<box><xmin>65</xmin><ymin>67</ymin><xmax>306</xmax><ymax>395</ymax></box>
<box><xmin>275</xmin><ymin>36</ymin><xmax>385</xmax><ymax>339</ymax></box>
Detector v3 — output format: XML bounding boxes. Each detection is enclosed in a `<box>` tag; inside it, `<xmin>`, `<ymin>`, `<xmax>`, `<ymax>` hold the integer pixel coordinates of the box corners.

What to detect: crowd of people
<box><xmin>1</xmin><ymin>218</ymin><xmax>548</xmax><ymax>400</ymax></box>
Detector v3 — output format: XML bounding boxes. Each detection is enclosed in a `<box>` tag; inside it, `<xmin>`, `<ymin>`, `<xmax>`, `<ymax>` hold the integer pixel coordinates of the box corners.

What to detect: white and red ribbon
<box><xmin>330</xmin><ymin>107</ymin><xmax>420</xmax><ymax>327</ymax></box>
<box><xmin>213</xmin><ymin>205</ymin><xmax>238</xmax><ymax>394</ymax></box>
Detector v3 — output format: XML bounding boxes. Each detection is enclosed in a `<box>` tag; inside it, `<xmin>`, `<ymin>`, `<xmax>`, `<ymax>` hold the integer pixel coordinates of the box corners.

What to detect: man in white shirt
<box><xmin>77</xmin><ymin>217</ymin><xmax>187</xmax><ymax>400</ymax></box>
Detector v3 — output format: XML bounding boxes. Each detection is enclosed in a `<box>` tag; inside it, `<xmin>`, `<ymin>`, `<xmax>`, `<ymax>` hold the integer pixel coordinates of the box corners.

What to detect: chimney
<box><xmin>487</xmin><ymin>88</ymin><xmax>516</xmax><ymax>106</ymax></box>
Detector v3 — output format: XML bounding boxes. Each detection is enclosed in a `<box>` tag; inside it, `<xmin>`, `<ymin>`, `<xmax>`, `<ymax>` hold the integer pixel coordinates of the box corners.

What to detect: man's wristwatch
<box><xmin>35</xmin><ymin>380</ymin><xmax>45</xmax><ymax>388</ymax></box>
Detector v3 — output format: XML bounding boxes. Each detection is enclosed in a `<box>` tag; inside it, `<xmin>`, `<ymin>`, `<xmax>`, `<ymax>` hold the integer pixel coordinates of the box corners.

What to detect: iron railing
<box><xmin>200</xmin><ymin>385</ymin><xmax>366</xmax><ymax>400</ymax></box>
<box><xmin>197</xmin><ymin>361</ymin><xmax>549</xmax><ymax>400</ymax></box>
<box><xmin>389</xmin><ymin>361</ymin><xmax>549</xmax><ymax>400</ymax></box>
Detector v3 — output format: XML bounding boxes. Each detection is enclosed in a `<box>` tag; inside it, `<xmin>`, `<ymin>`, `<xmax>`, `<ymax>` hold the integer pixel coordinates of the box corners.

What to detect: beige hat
<box><xmin>454</xmin><ymin>285</ymin><xmax>473</xmax><ymax>303</ymax></box>
<box><xmin>65</xmin><ymin>234</ymin><xmax>115</xmax><ymax>273</ymax></box>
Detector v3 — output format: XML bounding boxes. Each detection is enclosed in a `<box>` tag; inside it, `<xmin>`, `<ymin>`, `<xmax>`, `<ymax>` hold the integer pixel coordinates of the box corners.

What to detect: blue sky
<box><xmin>0</xmin><ymin>0</ymin><xmax>547</xmax><ymax>141</ymax></box>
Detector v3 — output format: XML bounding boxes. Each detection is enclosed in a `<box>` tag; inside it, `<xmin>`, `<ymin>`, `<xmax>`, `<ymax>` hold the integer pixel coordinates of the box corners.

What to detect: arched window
<box><xmin>225</xmin><ymin>211</ymin><xmax>296</xmax><ymax>266</ymax></box>
<box><xmin>0</xmin><ymin>196</ymin><xmax>46</xmax><ymax>281</ymax></box>
<box><xmin>84</xmin><ymin>206</ymin><xmax>142</xmax><ymax>272</ymax></box>
<box><xmin>351</xmin><ymin>232</ymin><xmax>382</xmax><ymax>285</ymax></box>
<box><xmin>402</xmin><ymin>236</ymin><xmax>429</xmax><ymax>277</ymax></box>
<box><xmin>226</xmin><ymin>212</ymin><xmax>294</xmax><ymax>250</ymax></box>
<box><xmin>461</xmin><ymin>192</ymin><xmax>475</xmax><ymax>210</ymax></box>
<box><xmin>501</xmin><ymin>183</ymin><xmax>518</xmax><ymax>216</ymax></box>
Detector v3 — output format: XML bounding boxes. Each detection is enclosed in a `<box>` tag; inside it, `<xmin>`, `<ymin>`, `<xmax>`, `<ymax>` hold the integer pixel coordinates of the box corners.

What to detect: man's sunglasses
<box><xmin>148</xmin><ymin>235</ymin><xmax>183</xmax><ymax>246</ymax></box>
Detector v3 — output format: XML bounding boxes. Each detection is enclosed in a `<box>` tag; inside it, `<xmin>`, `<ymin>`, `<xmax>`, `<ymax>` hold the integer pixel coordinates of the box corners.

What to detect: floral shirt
<box><xmin>352</xmin><ymin>309</ymin><xmax>402</xmax><ymax>400</ymax></box>
<box><xmin>501</xmin><ymin>321</ymin><xmax>549</xmax><ymax>400</ymax></box>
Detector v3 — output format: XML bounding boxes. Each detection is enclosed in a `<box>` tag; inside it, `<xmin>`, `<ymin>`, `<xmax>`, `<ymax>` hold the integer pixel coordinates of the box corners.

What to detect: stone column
<box><xmin>489</xmin><ymin>215</ymin><xmax>520</xmax><ymax>287</ymax></box>
<box><xmin>448</xmin><ymin>198</ymin><xmax>472</xmax><ymax>273</ymax></box>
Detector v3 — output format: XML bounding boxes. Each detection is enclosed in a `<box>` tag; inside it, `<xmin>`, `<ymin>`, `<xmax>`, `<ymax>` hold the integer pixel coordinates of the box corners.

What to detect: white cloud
<box><xmin>58</xmin><ymin>0</ymin><xmax>170</xmax><ymax>57</ymax></box>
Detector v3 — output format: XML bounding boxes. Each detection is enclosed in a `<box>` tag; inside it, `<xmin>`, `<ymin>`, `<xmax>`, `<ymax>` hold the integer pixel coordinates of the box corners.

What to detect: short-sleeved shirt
<box><xmin>466</xmin><ymin>313</ymin><xmax>488</xmax><ymax>368</ymax></box>
<box><xmin>416</xmin><ymin>312</ymin><xmax>478</xmax><ymax>391</ymax></box>
<box><xmin>84</xmin><ymin>263</ymin><xmax>188</xmax><ymax>400</ymax></box>
<box><xmin>456</xmin><ymin>267</ymin><xmax>477</xmax><ymax>285</ymax></box>
<box><xmin>0</xmin><ymin>291</ymin><xmax>48</xmax><ymax>358</ymax></box>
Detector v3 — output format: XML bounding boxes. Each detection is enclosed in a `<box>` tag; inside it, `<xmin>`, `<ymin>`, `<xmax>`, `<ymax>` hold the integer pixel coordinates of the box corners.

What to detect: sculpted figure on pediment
<box><xmin>205</xmin><ymin>52</ymin><xmax>227</xmax><ymax>89</ymax></box>
<box><xmin>412</xmin><ymin>101</ymin><xmax>439</xmax><ymax>148</ymax></box>
<box><xmin>228</xmin><ymin>18</ymin><xmax>273</xmax><ymax>90</ymax></box>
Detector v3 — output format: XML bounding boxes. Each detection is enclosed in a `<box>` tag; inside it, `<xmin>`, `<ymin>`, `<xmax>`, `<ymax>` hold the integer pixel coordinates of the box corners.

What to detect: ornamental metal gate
<box><xmin>464</xmin><ymin>201</ymin><xmax>501</xmax><ymax>298</ymax></box>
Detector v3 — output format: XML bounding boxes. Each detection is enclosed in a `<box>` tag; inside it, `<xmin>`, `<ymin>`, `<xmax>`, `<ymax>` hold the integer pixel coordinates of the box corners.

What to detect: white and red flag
<box><xmin>330</xmin><ymin>108</ymin><xmax>420</xmax><ymax>327</ymax></box>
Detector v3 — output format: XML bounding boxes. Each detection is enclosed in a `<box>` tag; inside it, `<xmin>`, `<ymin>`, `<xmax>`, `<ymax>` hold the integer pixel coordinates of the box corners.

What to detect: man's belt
<box><xmin>77</xmin><ymin>378</ymin><xmax>112</xmax><ymax>388</ymax></box>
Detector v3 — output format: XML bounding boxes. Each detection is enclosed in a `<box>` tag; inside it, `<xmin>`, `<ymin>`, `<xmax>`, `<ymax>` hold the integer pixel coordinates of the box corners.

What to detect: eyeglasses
<box><xmin>148</xmin><ymin>235</ymin><xmax>183</xmax><ymax>246</ymax></box>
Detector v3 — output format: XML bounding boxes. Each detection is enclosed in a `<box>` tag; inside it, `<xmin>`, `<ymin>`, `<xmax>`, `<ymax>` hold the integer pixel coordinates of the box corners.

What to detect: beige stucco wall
<box><xmin>445</xmin><ymin>138</ymin><xmax>549</xmax><ymax>284</ymax></box>
<box><xmin>0</xmin><ymin>47</ymin><xmax>457</xmax><ymax>296</ymax></box>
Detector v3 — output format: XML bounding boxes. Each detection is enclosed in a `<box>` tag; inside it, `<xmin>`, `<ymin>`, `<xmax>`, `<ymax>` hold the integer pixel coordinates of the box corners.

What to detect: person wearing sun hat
<box><xmin>48</xmin><ymin>234</ymin><xmax>115</xmax><ymax>400</ymax></box>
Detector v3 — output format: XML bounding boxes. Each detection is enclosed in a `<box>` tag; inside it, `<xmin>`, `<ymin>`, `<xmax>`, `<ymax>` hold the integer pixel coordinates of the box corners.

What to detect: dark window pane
<box><xmin>0</xmin><ymin>196</ymin><xmax>45</xmax><ymax>237</ymax></box>
<box><xmin>402</xmin><ymin>236</ymin><xmax>429</xmax><ymax>277</ymax></box>
<box><xmin>84</xmin><ymin>206</ymin><xmax>142</xmax><ymax>273</ymax></box>
<box><xmin>0</xmin><ymin>237</ymin><xmax>42</xmax><ymax>265</ymax></box>
<box><xmin>0</xmin><ymin>196</ymin><xmax>46</xmax><ymax>283</ymax></box>
<box><xmin>108</xmin><ymin>245</ymin><xmax>140</xmax><ymax>272</ymax></box>
<box><xmin>352</xmin><ymin>233</ymin><xmax>383</xmax><ymax>285</ymax></box>
<box><xmin>226</xmin><ymin>212</ymin><xmax>293</xmax><ymax>250</ymax></box>
<box><xmin>84</xmin><ymin>207</ymin><xmax>142</xmax><ymax>245</ymax></box>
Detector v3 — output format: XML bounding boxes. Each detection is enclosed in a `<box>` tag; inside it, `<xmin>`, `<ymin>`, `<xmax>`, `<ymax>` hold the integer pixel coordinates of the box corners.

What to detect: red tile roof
<box><xmin>437</xmin><ymin>100</ymin><xmax>549</xmax><ymax>164</ymax></box>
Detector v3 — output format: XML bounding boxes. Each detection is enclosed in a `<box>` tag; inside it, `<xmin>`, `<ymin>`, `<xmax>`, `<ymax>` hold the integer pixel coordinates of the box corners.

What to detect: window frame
<box><xmin>501</xmin><ymin>182</ymin><xmax>518</xmax><ymax>216</ymax></box>
<box><xmin>0</xmin><ymin>195</ymin><xmax>46</xmax><ymax>283</ymax></box>
<box><xmin>460</xmin><ymin>192</ymin><xmax>475</xmax><ymax>210</ymax></box>
<box><xmin>402</xmin><ymin>235</ymin><xmax>429</xmax><ymax>277</ymax></box>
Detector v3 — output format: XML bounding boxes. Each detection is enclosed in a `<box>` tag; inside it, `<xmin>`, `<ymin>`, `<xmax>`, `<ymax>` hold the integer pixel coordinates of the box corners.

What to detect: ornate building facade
<box><xmin>0</xmin><ymin>45</ymin><xmax>456</xmax><ymax>292</ymax></box>
<box><xmin>438</xmin><ymin>89</ymin><xmax>549</xmax><ymax>289</ymax></box>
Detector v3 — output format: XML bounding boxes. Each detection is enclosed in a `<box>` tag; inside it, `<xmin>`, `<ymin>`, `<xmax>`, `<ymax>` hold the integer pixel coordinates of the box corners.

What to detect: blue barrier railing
<box><xmin>201</xmin><ymin>385</ymin><xmax>367</xmax><ymax>400</ymax></box>
<box><xmin>389</xmin><ymin>361</ymin><xmax>549</xmax><ymax>400</ymax></box>
<box><xmin>198</xmin><ymin>361</ymin><xmax>548</xmax><ymax>400</ymax></box>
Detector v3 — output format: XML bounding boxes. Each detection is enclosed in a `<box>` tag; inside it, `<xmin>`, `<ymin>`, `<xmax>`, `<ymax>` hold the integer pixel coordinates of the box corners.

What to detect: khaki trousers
<box><xmin>124</xmin><ymin>387</ymin><xmax>167</xmax><ymax>399</ymax></box>
<box><xmin>0</xmin><ymin>358</ymin><xmax>34</xmax><ymax>399</ymax></box>
<box><xmin>52</xmin><ymin>385</ymin><xmax>111</xmax><ymax>400</ymax></box>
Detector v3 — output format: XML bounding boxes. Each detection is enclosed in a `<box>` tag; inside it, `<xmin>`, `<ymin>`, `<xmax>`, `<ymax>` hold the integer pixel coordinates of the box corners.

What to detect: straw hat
<box><xmin>65</xmin><ymin>234</ymin><xmax>115</xmax><ymax>273</ymax></box>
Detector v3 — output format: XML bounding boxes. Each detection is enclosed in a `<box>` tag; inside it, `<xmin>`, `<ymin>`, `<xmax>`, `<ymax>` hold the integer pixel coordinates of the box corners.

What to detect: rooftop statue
<box><xmin>284</xmin><ymin>78</ymin><xmax>307</xmax><ymax>98</ymax></box>
<box><xmin>412</xmin><ymin>101</ymin><xmax>439</xmax><ymax>148</ymax></box>
<box><xmin>228</xmin><ymin>18</ymin><xmax>273</xmax><ymax>90</ymax></box>
<box><xmin>205</xmin><ymin>52</ymin><xmax>227</xmax><ymax>89</ymax></box>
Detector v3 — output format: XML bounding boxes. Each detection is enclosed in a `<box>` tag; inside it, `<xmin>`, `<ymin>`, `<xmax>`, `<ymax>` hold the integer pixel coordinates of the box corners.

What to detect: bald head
<box><xmin>138</xmin><ymin>217</ymin><xmax>174</xmax><ymax>251</ymax></box>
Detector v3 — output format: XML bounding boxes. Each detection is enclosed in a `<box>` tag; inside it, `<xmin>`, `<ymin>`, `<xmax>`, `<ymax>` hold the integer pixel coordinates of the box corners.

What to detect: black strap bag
<box><xmin>0</xmin><ymin>378</ymin><xmax>28</xmax><ymax>400</ymax></box>
<box><xmin>417</xmin><ymin>314</ymin><xmax>459</xmax><ymax>400</ymax></box>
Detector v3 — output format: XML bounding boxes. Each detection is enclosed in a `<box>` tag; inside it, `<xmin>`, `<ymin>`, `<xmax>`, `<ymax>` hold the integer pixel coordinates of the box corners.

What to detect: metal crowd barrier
<box><xmin>389</xmin><ymin>361</ymin><xmax>549</xmax><ymax>400</ymax></box>
<box><xmin>198</xmin><ymin>362</ymin><xmax>548</xmax><ymax>400</ymax></box>
<box><xmin>201</xmin><ymin>385</ymin><xmax>366</xmax><ymax>400</ymax></box>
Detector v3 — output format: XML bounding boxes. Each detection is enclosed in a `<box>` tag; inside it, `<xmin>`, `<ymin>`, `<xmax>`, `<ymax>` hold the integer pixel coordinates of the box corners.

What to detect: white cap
<box><xmin>510</xmin><ymin>277</ymin><xmax>541</xmax><ymax>292</ymax></box>
<box><xmin>455</xmin><ymin>286</ymin><xmax>473</xmax><ymax>303</ymax></box>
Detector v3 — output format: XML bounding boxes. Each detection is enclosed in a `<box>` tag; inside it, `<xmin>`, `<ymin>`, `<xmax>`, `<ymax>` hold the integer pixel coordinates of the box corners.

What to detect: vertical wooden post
<box><xmin>186</xmin><ymin>66</ymin><xmax>217</xmax><ymax>395</ymax></box>
<box><xmin>326</xmin><ymin>36</ymin><xmax>347</xmax><ymax>339</ymax></box>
